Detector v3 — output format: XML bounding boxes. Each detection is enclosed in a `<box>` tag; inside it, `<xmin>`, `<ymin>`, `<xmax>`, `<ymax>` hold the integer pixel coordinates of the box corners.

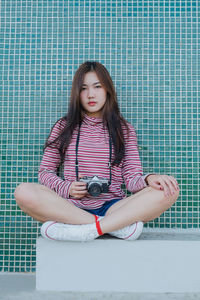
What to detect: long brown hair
<box><xmin>45</xmin><ymin>61</ymin><xmax>129</xmax><ymax>165</ymax></box>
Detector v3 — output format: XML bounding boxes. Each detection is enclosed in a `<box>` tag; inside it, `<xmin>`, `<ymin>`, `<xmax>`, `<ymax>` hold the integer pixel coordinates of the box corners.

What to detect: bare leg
<box><xmin>14</xmin><ymin>183</ymin><xmax>95</xmax><ymax>224</ymax></box>
<box><xmin>99</xmin><ymin>186</ymin><xmax>179</xmax><ymax>233</ymax></box>
<box><xmin>15</xmin><ymin>183</ymin><xmax>179</xmax><ymax>235</ymax></box>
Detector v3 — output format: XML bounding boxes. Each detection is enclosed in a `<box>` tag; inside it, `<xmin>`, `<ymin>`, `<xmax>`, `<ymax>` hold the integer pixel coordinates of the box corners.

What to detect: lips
<box><xmin>88</xmin><ymin>102</ymin><xmax>96</xmax><ymax>106</ymax></box>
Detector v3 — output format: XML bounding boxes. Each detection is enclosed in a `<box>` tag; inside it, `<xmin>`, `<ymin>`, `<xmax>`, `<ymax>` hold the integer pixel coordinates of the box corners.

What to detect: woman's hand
<box><xmin>145</xmin><ymin>174</ymin><xmax>179</xmax><ymax>197</ymax></box>
<box><xmin>69</xmin><ymin>181</ymin><xmax>88</xmax><ymax>199</ymax></box>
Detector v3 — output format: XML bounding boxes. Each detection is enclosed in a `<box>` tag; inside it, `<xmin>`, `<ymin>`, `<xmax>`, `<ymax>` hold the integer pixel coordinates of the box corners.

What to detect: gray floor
<box><xmin>1</xmin><ymin>230</ymin><xmax>200</xmax><ymax>300</ymax></box>
<box><xmin>1</xmin><ymin>273</ymin><xmax>200</xmax><ymax>300</ymax></box>
<box><xmin>140</xmin><ymin>228</ymin><xmax>200</xmax><ymax>240</ymax></box>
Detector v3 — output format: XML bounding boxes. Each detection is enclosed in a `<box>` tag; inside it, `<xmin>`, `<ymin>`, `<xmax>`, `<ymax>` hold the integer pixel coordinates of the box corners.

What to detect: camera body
<box><xmin>80</xmin><ymin>175</ymin><xmax>109</xmax><ymax>197</ymax></box>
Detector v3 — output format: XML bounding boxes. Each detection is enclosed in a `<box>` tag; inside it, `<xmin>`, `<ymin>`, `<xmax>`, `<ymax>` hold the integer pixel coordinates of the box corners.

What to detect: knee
<box><xmin>166</xmin><ymin>175</ymin><xmax>180</xmax><ymax>205</ymax></box>
<box><xmin>147</xmin><ymin>185</ymin><xmax>179</xmax><ymax>209</ymax></box>
<box><xmin>14</xmin><ymin>183</ymin><xmax>37</xmax><ymax>208</ymax></box>
<box><xmin>160</xmin><ymin>188</ymin><xmax>179</xmax><ymax>208</ymax></box>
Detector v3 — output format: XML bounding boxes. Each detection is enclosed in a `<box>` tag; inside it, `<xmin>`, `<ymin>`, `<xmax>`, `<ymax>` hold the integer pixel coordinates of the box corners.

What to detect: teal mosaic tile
<box><xmin>0</xmin><ymin>0</ymin><xmax>199</xmax><ymax>272</ymax></box>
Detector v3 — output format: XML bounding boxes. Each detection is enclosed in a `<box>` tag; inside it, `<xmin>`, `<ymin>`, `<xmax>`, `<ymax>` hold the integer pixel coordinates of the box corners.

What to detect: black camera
<box><xmin>80</xmin><ymin>176</ymin><xmax>109</xmax><ymax>197</ymax></box>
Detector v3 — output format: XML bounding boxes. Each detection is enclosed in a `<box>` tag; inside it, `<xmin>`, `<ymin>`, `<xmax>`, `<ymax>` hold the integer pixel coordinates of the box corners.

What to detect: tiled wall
<box><xmin>1</xmin><ymin>0</ymin><xmax>199</xmax><ymax>272</ymax></box>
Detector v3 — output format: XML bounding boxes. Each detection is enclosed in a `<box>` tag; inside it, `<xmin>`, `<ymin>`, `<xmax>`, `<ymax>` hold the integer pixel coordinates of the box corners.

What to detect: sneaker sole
<box><xmin>41</xmin><ymin>221</ymin><xmax>57</xmax><ymax>241</ymax></box>
<box><xmin>124</xmin><ymin>221</ymin><xmax>144</xmax><ymax>240</ymax></box>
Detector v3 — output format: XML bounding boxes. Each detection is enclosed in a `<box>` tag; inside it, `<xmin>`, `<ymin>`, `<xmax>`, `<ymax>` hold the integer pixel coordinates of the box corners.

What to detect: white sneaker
<box><xmin>41</xmin><ymin>221</ymin><xmax>99</xmax><ymax>242</ymax></box>
<box><xmin>109</xmin><ymin>221</ymin><xmax>143</xmax><ymax>241</ymax></box>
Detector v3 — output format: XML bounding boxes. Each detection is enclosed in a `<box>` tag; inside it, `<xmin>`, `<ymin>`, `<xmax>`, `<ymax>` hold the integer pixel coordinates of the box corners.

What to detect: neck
<box><xmin>84</xmin><ymin>112</ymin><xmax>102</xmax><ymax>119</ymax></box>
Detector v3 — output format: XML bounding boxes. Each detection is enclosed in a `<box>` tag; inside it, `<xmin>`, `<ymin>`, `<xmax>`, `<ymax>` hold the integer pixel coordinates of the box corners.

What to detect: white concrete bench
<box><xmin>36</xmin><ymin>229</ymin><xmax>200</xmax><ymax>293</ymax></box>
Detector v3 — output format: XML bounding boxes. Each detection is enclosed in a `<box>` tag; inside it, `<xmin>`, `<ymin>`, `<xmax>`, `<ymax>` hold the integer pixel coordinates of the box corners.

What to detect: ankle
<box><xmin>94</xmin><ymin>215</ymin><xmax>104</xmax><ymax>236</ymax></box>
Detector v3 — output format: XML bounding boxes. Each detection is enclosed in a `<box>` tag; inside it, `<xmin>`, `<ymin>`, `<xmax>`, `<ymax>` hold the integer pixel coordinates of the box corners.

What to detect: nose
<box><xmin>87</xmin><ymin>87</ymin><xmax>95</xmax><ymax>98</ymax></box>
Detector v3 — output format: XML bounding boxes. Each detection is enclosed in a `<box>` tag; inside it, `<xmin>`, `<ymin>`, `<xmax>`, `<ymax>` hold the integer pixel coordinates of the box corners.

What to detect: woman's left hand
<box><xmin>145</xmin><ymin>174</ymin><xmax>179</xmax><ymax>197</ymax></box>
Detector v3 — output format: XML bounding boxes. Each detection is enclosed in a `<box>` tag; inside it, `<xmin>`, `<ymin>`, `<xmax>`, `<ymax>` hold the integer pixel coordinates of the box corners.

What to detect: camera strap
<box><xmin>75</xmin><ymin>125</ymin><xmax>112</xmax><ymax>185</ymax></box>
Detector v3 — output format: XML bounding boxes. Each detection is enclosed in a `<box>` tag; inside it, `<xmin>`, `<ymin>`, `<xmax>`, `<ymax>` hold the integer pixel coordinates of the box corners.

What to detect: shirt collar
<box><xmin>83</xmin><ymin>113</ymin><xmax>103</xmax><ymax>126</ymax></box>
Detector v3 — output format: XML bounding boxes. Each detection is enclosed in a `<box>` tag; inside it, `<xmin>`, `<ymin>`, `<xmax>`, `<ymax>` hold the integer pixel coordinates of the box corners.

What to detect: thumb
<box><xmin>78</xmin><ymin>173</ymin><xmax>84</xmax><ymax>179</ymax></box>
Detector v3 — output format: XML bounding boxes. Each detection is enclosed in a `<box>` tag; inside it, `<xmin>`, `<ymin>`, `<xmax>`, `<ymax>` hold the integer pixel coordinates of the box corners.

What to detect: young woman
<box><xmin>14</xmin><ymin>61</ymin><xmax>179</xmax><ymax>241</ymax></box>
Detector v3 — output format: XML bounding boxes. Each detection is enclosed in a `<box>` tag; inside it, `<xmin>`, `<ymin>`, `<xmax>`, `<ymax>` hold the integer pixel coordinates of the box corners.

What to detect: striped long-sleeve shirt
<box><xmin>38</xmin><ymin>114</ymin><xmax>148</xmax><ymax>209</ymax></box>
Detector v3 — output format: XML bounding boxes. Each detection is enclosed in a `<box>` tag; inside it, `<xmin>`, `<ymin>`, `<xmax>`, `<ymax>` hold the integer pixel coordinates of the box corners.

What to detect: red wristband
<box><xmin>94</xmin><ymin>215</ymin><xmax>103</xmax><ymax>236</ymax></box>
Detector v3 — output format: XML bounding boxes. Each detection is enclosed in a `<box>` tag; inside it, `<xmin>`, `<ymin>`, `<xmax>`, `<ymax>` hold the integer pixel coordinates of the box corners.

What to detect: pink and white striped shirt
<box><xmin>38</xmin><ymin>114</ymin><xmax>147</xmax><ymax>209</ymax></box>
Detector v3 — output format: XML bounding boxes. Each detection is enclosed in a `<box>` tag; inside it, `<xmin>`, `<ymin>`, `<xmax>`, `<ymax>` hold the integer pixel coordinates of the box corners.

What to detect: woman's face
<box><xmin>80</xmin><ymin>71</ymin><xmax>107</xmax><ymax>118</ymax></box>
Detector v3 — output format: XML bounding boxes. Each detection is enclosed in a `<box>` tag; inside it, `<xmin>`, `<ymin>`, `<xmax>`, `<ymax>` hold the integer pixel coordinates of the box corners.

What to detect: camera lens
<box><xmin>88</xmin><ymin>183</ymin><xmax>102</xmax><ymax>197</ymax></box>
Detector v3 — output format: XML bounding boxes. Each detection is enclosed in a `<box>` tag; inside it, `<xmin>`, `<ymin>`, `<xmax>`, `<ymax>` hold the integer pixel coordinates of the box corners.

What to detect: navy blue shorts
<box><xmin>83</xmin><ymin>198</ymin><xmax>121</xmax><ymax>216</ymax></box>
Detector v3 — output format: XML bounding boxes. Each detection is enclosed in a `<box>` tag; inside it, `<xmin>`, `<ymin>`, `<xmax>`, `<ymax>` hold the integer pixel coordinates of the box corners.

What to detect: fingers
<box><xmin>161</xmin><ymin>175</ymin><xmax>179</xmax><ymax>196</ymax></box>
<box><xmin>74</xmin><ymin>183</ymin><xmax>87</xmax><ymax>191</ymax></box>
<box><xmin>69</xmin><ymin>181</ymin><xmax>87</xmax><ymax>199</ymax></box>
<box><xmin>169</xmin><ymin>176</ymin><xmax>179</xmax><ymax>191</ymax></box>
<box><xmin>147</xmin><ymin>174</ymin><xmax>179</xmax><ymax>197</ymax></box>
<box><xmin>159</xmin><ymin>177</ymin><xmax>171</xmax><ymax>197</ymax></box>
<box><xmin>157</xmin><ymin>176</ymin><xmax>179</xmax><ymax>197</ymax></box>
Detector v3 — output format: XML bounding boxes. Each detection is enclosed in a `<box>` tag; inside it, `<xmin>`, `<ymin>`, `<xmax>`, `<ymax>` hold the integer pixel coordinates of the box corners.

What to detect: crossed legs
<box><xmin>14</xmin><ymin>182</ymin><xmax>179</xmax><ymax>234</ymax></box>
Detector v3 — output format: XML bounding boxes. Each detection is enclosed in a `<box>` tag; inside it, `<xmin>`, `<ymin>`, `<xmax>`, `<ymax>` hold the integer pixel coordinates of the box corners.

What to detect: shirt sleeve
<box><xmin>38</xmin><ymin>119</ymin><xmax>72</xmax><ymax>199</ymax></box>
<box><xmin>121</xmin><ymin>124</ymin><xmax>148</xmax><ymax>193</ymax></box>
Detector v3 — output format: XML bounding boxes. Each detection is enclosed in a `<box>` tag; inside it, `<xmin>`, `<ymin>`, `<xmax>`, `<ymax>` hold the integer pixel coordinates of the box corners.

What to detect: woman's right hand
<box><xmin>69</xmin><ymin>181</ymin><xmax>87</xmax><ymax>199</ymax></box>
